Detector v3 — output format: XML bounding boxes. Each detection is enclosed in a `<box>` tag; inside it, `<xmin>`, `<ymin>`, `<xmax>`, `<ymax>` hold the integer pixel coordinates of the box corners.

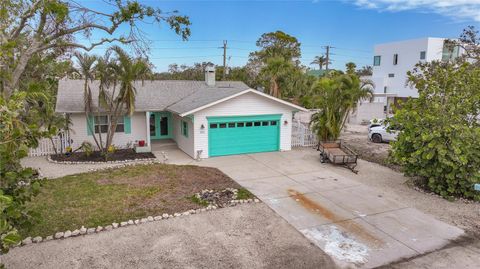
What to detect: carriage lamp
<box><xmin>284</xmin><ymin>120</ymin><xmax>288</xmax><ymax>125</ymax></box>
<box><xmin>200</xmin><ymin>124</ymin><xmax>205</xmax><ymax>129</ymax></box>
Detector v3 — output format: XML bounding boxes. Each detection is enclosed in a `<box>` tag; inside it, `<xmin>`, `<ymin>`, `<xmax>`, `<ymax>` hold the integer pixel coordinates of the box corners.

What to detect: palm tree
<box><xmin>309</xmin><ymin>73</ymin><xmax>373</xmax><ymax>141</ymax></box>
<box><xmin>357</xmin><ymin>65</ymin><xmax>373</xmax><ymax>76</ymax></box>
<box><xmin>345</xmin><ymin>62</ymin><xmax>357</xmax><ymax>74</ymax></box>
<box><xmin>260</xmin><ymin>57</ymin><xmax>292</xmax><ymax>98</ymax></box>
<box><xmin>102</xmin><ymin>46</ymin><xmax>152</xmax><ymax>151</ymax></box>
<box><xmin>311</xmin><ymin>55</ymin><xmax>328</xmax><ymax>70</ymax></box>
<box><xmin>73</xmin><ymin>52</ymin><xmax>103</xmax><ymax>150</ymax></box>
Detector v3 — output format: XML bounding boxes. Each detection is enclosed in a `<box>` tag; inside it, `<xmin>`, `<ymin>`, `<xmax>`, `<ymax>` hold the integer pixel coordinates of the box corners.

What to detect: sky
<box><xmin>82</xmin><ymin>0</ymin><xmax>480</xmax><ymax>72</ymax></box>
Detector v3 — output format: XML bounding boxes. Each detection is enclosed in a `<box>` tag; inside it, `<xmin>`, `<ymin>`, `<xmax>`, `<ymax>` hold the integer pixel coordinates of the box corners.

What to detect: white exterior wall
<box><xmin>172</xmin><ymin>114</ymin><xmax>195</xmax><ymax>158</ymax></box>
<box><xmin>192</xmin><ymin>92</ymin><xmax>294</xmax><ymax>159</ymax></box>
<box><xmin>349</xmin><ymin>102</ymin><xmax>386</xmax><ymax>124</ymax></box>
<box><xmin>68</xmin><ymin>112</ymin><xmax>147</xmax><ymax>150</ymax></box>
<box><xmin>371</xmin><ymin>37</ymin><xmax>446</xmax><ymax>98</ymax></box>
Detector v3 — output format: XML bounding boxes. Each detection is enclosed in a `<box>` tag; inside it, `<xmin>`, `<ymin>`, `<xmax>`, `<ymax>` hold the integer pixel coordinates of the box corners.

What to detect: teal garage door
<box><xmin>208</xmin><ymin>114</ymin><xmax>281</xmax><ymax>157</ymax></box>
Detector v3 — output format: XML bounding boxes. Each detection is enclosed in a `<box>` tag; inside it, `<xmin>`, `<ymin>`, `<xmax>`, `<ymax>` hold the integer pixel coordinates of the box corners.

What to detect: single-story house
<box><xmin>55</xmin><ymin>67</ymin><xmax>307</xmax><ymax>159</ymax></box>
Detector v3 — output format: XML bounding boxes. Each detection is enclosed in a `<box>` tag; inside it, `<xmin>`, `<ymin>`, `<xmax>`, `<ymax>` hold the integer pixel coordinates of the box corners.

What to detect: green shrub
<box><xmin>390</xmin><ymin>62</ymin><xmax>480</xmax><ymax>200</ymax></box>
<box><xmin>80</xmin><ymin>141</ymin><xmax>94</xmax><ymax>157</ymax></box>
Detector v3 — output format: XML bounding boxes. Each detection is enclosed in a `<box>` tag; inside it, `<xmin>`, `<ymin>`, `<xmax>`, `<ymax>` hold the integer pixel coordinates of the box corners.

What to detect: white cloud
<box><xmin>352</xmin><ymin>0</ymin><xmax>480</xmax><ymax>22</ymax></box>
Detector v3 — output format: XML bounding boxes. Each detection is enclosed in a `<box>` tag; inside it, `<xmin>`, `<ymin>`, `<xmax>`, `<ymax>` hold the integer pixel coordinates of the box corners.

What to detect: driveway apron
<box><xmin>209</xmin><ymin>149</ymin><xmax>465</xmax><ymax>268</ymax></box>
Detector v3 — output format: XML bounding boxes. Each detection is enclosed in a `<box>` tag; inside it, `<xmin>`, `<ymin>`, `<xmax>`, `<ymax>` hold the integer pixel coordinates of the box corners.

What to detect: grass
<box><xmin>236</xmin><ymin>188</ymin><xmax>254</xmax><ymax>200</ymax></box>
<box><xmin>188</xmin><ymin>195</ymin><xmax>209</xmax><ymax>206</ymax></box>
<box><xmin>19</xmin><ymin>163</ymin><xmax>246</xmax><ymax>238</ymax></box>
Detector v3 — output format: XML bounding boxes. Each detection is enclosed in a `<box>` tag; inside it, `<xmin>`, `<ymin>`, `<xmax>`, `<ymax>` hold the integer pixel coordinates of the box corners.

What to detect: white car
<box><xmin>368</xmin><ymin>124</ymin><xmax>399</xmax><ymax>143</ymax></box>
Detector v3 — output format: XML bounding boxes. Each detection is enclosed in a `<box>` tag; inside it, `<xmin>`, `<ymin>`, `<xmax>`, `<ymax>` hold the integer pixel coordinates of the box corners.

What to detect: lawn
<box><xmin>20</xmin><ymin>163</ymin><xmax>253</xmax><ymax>238</ymax></box>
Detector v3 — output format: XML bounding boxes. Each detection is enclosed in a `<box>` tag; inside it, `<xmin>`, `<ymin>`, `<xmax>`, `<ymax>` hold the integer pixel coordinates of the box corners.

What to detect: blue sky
<box><xmin>83</xmin><ymin>0</ymin><xmax>479</xmax><ymax>72</ymax></box>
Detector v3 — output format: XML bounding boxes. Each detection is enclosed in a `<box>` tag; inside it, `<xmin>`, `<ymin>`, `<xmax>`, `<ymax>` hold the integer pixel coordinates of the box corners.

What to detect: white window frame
<box><xmin>94</xmin><ymin>115</ymin><xmax>124</xmax><ymax>134</ymax></box>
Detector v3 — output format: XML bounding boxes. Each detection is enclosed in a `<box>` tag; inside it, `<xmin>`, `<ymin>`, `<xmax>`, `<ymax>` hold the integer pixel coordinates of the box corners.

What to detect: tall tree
<box><xmin>0</xmin><ymin>0</ymin><xmax>190</xmax><ymax>98</ymax></box>
<box><xmin>249</xmin><ymin>31</ymin><xmax>301</xmax><ymax>64</ymax></box>
<box><xmin>308</xmin><ymin>73</ymin><xmax>373</xmax><ymax>141</ymax></box>
<box><xmin>98</xmin><ymin>46</ymin><xmax>153</xmax><ymax>154</ymax></box>
<box><xmin>311</xmin><ymin>55</ymin><xmax>328</xmax><ymax>70</ymax></box>
<box><xmin>73</xmin><ymin>52</ymin><xmax>104</xmax><ymax>150</ymax></box>
<box><xmin>259</xmin><ymin>57</ymin><xmax>293</xmax><ymax>98</ymax></box>
<box><xmin>345</xmin><ymin>62</ymin><xmax>357</xmax><ymax>74</ymax></box>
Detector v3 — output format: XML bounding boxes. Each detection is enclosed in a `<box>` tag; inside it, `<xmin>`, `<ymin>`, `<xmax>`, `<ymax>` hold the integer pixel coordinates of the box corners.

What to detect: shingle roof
<box><xmin>55</xmin><ymin>79</ymin><xmax>250</xmax><ymax>114</ymax></box>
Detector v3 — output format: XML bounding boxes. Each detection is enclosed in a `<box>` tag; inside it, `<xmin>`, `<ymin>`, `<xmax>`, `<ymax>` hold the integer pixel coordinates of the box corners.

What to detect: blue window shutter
<box><xmin>87</xmin><ymin>115</ymin><xmax>94</xmax><ymax>136</ymax></box>
<box><xmin>124</xmin><ymin>115</ymin><xmax>131</xmax><ymax>134</ymax></box>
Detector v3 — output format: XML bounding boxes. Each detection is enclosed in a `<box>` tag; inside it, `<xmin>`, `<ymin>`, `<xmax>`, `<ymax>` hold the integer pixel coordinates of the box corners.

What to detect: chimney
<box><xmin>205</xmin><ymin>65</ymin><xmax>215</xmax><ymax>86</ymax></box>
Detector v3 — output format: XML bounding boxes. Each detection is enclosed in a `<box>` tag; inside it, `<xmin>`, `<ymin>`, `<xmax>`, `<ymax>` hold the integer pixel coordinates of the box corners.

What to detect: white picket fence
<box><xmin>28</xmin><ymin>132</ymin><xmax>70</xmax><ymax>157</ymax></box>
<box><xmin>291</xmin><ymin>120</ymin><xmax>318</xmax><ymax>147</ymax></box>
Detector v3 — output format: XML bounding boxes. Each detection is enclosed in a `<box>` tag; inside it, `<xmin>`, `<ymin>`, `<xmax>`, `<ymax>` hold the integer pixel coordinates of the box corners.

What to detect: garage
<box><xmin>208</xmin><ymin>115</ymin><xmax>281</xmax><ymax>157</ymax></box>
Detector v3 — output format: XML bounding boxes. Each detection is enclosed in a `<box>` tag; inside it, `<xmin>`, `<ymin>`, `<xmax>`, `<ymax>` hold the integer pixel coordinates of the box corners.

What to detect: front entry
<box><xmin>149</xmin><ymin>112</ymin><xmax>172</xmax><ymax>139</ymax></box>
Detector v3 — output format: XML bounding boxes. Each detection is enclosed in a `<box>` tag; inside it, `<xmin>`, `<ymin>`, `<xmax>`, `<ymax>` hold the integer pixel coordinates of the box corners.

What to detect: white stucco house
<box><xmin>55</xmin><ymin>67</ymin><xmax>306</xmax><ymax>159</ymax></box>
<box><xmin>349</xmin><ymin>37</ymin><xmax>463</xmax><ymax>124</ymax></box>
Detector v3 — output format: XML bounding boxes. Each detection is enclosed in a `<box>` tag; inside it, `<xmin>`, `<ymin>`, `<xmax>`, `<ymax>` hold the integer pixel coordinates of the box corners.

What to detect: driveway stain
<box><xmin>287</xmin><ymin>189</ymin><xmax>383</xmax><ymax>248</ymax></box>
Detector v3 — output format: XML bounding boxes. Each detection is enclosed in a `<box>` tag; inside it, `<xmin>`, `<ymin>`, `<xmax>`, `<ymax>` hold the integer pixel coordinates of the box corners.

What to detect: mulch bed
<box><xmin>50</xmin><ymin>149</ymin><xmax>156</xmax><ymax>162</ymax></box>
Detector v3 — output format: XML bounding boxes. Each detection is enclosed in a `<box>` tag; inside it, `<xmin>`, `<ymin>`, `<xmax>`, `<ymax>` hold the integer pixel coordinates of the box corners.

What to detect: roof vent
<box><xmin>205</xmin><ymin>65</ymin><xmax>215</xmax><ymax>86</ymax></box>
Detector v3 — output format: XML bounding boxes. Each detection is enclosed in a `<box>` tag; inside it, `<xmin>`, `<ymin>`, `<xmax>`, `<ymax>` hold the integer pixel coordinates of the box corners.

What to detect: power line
<box><xmin>148</xmin><ymin>55</ymin><xmax>222</xmax><ymax>59</ymax></box>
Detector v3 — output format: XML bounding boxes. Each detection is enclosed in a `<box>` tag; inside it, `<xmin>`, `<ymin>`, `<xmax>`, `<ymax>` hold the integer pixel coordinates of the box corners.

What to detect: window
<box><xmin>219</xmin><ymin>123</ymin><xmax>227</xmax><ymax>128</ymax></box>
<box><xmin>388</xmin><ymin>73</ymin><xmax>395</xmax><ymax>78</ymax></box>
<box><xmin>420</xmin><ymin>51</ymin><xmax>426</xmax><ymax>60</ymax></box>
<box><xmin>442</xmin><ymin>43</ymin><xmax>460</xmax><ymax>61</ymax></box>
<box><xmin>237</xmin><ymin>122</ymin><xmax>244</xmax><ymax>127</ymax></box>
<box><xmin>210</xmin><ymin>123</ymin><xmax>218</xmax><ymax>129</ymax></box>
<box><xmin>228</xmin><ymin>123</ymin><xmax>235</xmax><ymax>128</ymax></box>
<box><xmin>270</xmin><ymin>121</ymin><xmax>277</xmax><ymax>126</ymax></box>
<box><xmin>94</xmin><ymin>116</ymin><xmax>124</xmax><ymax>133</ymax></box>
<box><xmin>115</xmin><ymin>117</ymin><xmax>124</xmax><ymax>132</ymax></box>
<box><xmin>181</xmin><ymin>121</ymin><xmax>188</xmax><ymax>137</ymax></box>
<box><xmin>94</xmin><ymin>116</ymin><xmax>108</xmax><ymax>133</ymax></box>
<box><xmin>373</xmin><ymin>55</ymin><xmax>381</xmax><ymax>66</ymax></box>
<box><xmin>393</xmin><ymin>54</ymin><xmax>398</xmax><ymax>65</ymax></box>
<box><xmin>262</xmin><ymin>121</ymin><xmax>269</xmax><ymax>126</ymax></box>
<box><xmin>246</xmin><ymin>122</ymin><xmax>253</xmax><ymax>127</ymax></box>
<box><xmin>254</xmin><ymin>122</ymin><xmax>261</xmax><ymax>126</ymax></box>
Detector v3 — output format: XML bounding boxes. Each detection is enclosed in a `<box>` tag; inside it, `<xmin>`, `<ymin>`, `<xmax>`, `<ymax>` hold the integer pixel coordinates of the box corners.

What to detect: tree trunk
<box><xmin>3</xmin><ymin>43</ymin><xmax>40</xmax><ymax>98</ymax></box>
<box><xmin>49</xmin><ymin>137</ymin><xmax>58</xmax><ymax>155</ymax></box>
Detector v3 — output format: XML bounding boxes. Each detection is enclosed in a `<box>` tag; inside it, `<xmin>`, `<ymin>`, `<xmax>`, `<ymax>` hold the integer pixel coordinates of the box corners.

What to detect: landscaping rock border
<box><xmin>46</xmin><ymin>155</ymin><xmax>158</xmax><ymax>165</ymax></box>
<box><xmin>15</xmin><ymin>197</ymin><xmax>261</xmax><ymax>248</ymax></box>
<box><xmin>86</xmin><ymin>159</ymin><xmax>164</xmax><ymax>173</ymax></box>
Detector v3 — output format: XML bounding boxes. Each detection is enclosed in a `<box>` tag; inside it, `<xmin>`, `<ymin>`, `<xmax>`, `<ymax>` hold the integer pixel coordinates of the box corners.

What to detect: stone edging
<box><xmin>17</xmin><ymin>198</ymin><xmax>261</xmax><ymax>248</ymax></box>
<box><xmin>46</xmin><ymin>155</ymin><xmax>157</xmax><ymax>165</ymax></box>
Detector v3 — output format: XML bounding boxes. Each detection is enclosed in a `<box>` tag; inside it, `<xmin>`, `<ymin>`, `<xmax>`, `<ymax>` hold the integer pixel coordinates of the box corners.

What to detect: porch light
<box><xmin>200</xmin><ymin>124</ymin><xmax>205</xmax><ymax>129</ymax></box>
<box><xmin>284</xmin><ymin>120</ymin><xmax>288</xmax><ymax>125</ymax></box>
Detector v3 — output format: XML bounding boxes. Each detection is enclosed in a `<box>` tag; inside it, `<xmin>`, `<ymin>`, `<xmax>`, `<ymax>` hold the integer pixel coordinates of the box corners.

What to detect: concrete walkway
<box><xmin>199</xmin><ymin>149</ymin><xmax>465</xmax><ymax>268</ymax></box>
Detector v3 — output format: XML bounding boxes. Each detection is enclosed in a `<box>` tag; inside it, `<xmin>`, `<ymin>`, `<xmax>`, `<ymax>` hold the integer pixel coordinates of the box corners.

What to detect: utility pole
<box><xmin>222</xmin><ymin>40</ymin><xmax>227</xmax><ymax>80</ymax></box>
<box><xmin>325</xmin><ymin>45</ymin><xmax>331</xmax><ymax>71</ymax></box>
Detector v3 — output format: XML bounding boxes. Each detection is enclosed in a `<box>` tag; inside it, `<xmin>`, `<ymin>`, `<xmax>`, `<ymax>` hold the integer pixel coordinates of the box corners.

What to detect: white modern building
<box><xmin>350</xmin><ymin>37</ymin><xmax>462</xmax><ymax>124</ymax></box>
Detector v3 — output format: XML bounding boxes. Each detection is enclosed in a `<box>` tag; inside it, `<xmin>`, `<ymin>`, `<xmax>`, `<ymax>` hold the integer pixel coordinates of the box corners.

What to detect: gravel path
<box><xmin>0</xmin><ymin>204</ymin><xmax>336</xmax><ymax>269</ymax></box>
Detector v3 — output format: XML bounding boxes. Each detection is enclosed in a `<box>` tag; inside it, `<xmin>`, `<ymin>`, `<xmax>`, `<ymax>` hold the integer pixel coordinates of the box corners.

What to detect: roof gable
<box><xmin>178</xmin><ymin>89</ymin><xmax>307</xmax><ymax>117</ymax></box>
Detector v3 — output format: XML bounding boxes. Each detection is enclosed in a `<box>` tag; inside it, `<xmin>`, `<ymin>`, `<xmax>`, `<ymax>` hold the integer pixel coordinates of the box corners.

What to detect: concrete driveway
<box><xmin>200</xmin><ymin>149</ymin><xmax>465</xmax><ymax>268</ymax></box>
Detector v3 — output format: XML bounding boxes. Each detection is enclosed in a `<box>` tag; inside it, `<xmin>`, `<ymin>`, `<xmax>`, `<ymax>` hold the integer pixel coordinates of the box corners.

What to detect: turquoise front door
<box><xmin>208</xmin><ymin>114</ymin><xmax>281</xmax><ymax>157</ymax></box>
<box><xmin>149</xmin><ymin>112</ymin><xmax>172</xmax><ymax>140</ymax></box>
